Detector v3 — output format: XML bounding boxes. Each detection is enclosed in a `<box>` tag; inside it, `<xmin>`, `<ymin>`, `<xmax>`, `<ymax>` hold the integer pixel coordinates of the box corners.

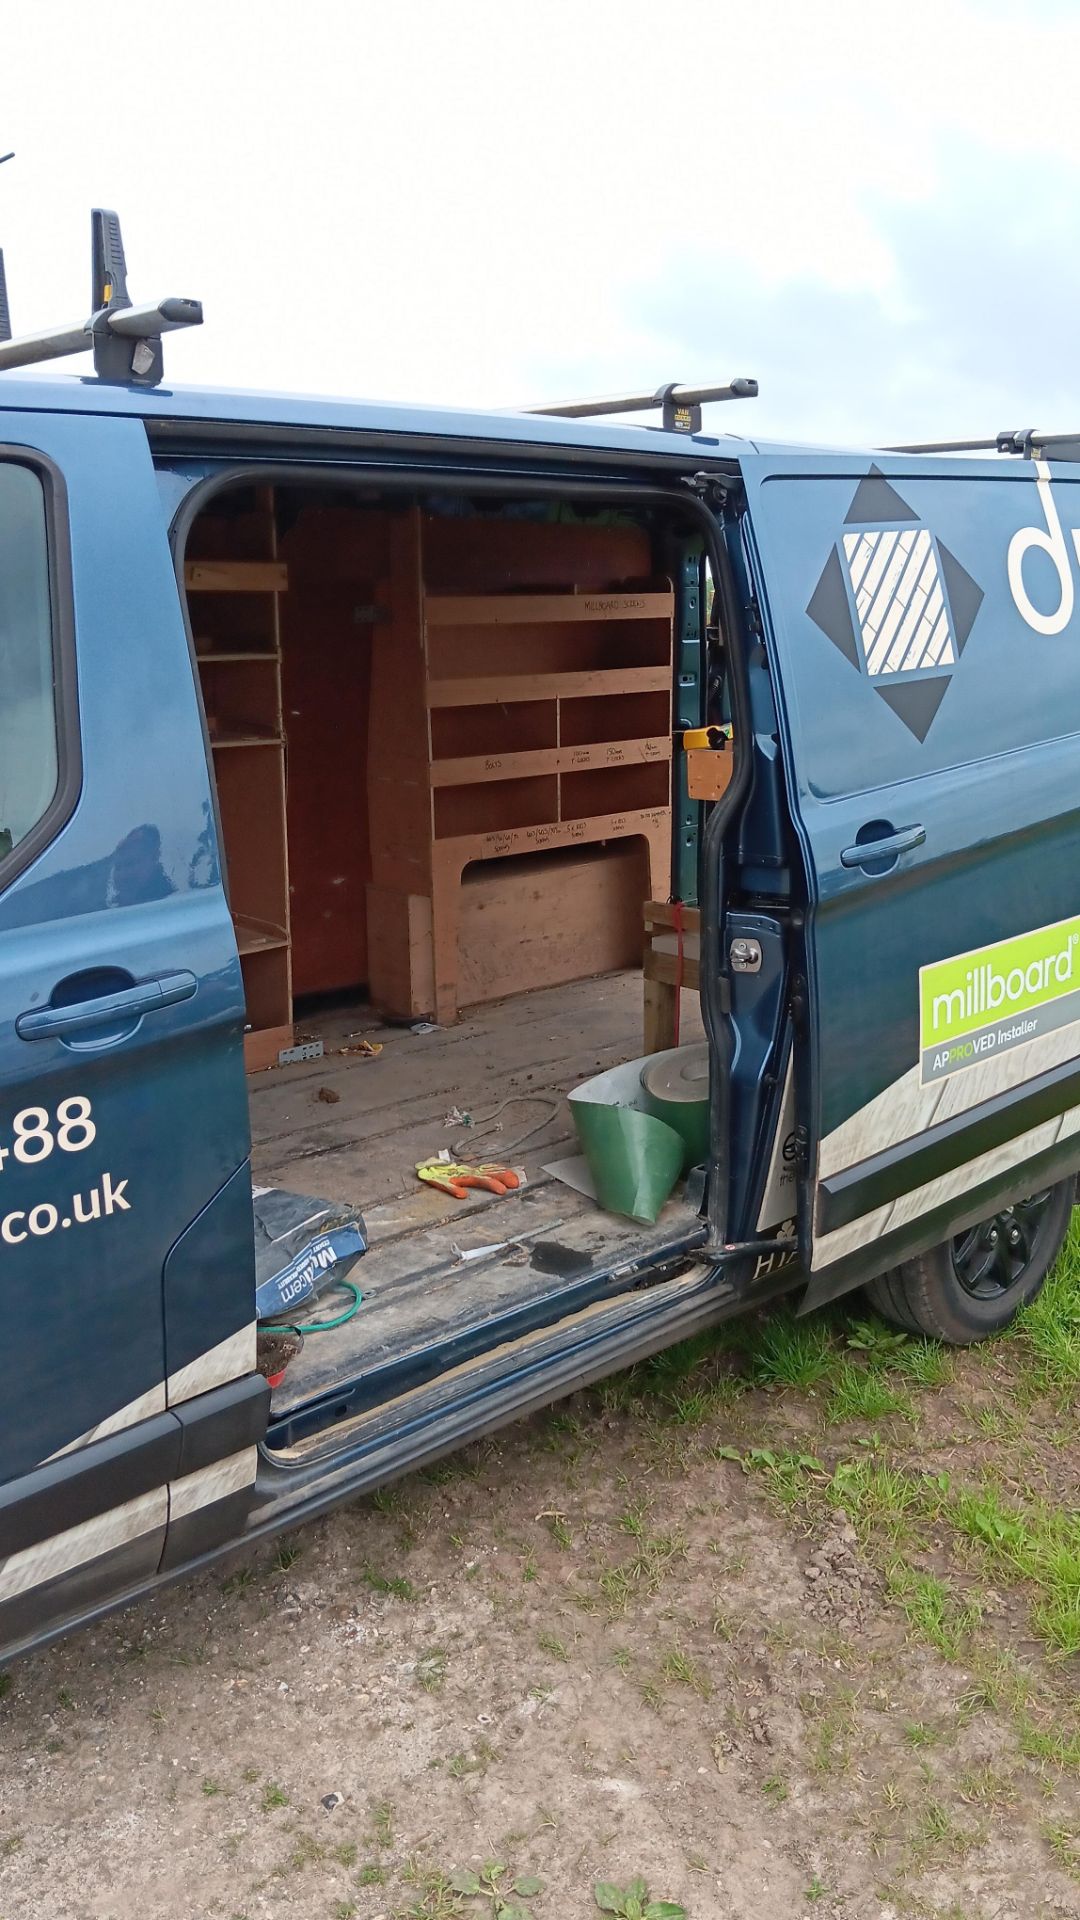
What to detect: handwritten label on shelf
<box><xmin>582</xmin><ymin>596</ymin><xmax>646</xmax><ymax>616</ymax></box>
<box><xmin>465</xmin><ymin>811</ymin><xmax>667</xmax><ymax>861</ymax></box>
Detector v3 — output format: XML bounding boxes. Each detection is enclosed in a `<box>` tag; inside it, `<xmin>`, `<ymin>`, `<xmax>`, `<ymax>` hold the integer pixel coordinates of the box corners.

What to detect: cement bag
<box><xmin>253</xmin><ymin>1185</ymin><xmax>368</xmax><ymax>1322</ymax></box>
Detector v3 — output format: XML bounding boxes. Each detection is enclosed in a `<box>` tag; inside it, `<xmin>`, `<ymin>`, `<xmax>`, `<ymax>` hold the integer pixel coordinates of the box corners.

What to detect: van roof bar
<box><xmin>888</xmin><ymin>428</ymin><xmax>1080</xmax><ymax>460</ymax></box>
<box><xmin>0</xmin><ymin>207</ymin><xmax>202</xmax><ymax>387</ymax></box>
<box><xmin>528</xmin><ymin>378</ymin><xmax>758</xmax><ymax>435</ymax></box>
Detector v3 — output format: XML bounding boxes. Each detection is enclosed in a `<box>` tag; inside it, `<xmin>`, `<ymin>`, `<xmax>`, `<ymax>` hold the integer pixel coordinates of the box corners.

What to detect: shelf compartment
<box><xmin>201</xmin><ymin>656</ymin><xmax>282</xmax><ymax>740</ymax></box>
<box><xmin>560</xmin><ymin>688</ymin><xmax>671</xmax><ymax>746</ymax></box>
<box><xmin>424</xmin><ymin>589</ymin><xmax>673</xmax><ymax>626</ymax></box>
<box><xmin>240</xmin><ymin>947</ymin><xmax>292</xmax><ymax>1067</ymax></box>
<box><xmin>426</xmin><ymin>620</ymin><xmax>671</xmax><ymax>682</ymax></box>
<box><xmin>189</xmin><ymin>592</ymin><xmax>278</xmax><ymax>652</ymax></box>
<box><xmin>234</xmin><ymin>916</ymin><xmax>289</xmax><ymax>956</ymax></box>
<box><xmin>561</xmin><ymin>760</ymin><xmax>671</xmax><ymax>820</ymax></box>
<box><xmin>186</xmin><ymin>494</ymin><xmax>278</xmax><ymax>564</ymax></box>
<box><xmin>213</xmin><ymin>739</ymin><xmax>289</xmax><ymax>931</ymax></box>
<box><xmin>427</xmin><ymin>665</ymin><xmax>671</xmax><ymax>708</ymax></box>
<box><xmin>434</xmin><ymin>774</ymin><xmax>559</xmax><ymax>840</ymax></box>
<box><xmin>429</xmin><ymin>699</ymin><xmax>557</xmax><ymax>760</ymax></box>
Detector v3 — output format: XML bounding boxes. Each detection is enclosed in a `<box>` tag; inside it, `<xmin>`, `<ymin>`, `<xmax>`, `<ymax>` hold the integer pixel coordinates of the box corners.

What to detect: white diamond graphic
<box><xmin>841</xmin><ymin>528</ymin><xmax>957</xmax><ymax>679</ymax></box>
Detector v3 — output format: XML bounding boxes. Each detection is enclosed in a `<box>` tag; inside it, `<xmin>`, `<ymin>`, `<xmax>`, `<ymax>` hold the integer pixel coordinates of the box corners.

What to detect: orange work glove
<box><xmin>416</xmin><ymin>1158</ymin><xmax>521</xmax><ymax>1200</ymax></box>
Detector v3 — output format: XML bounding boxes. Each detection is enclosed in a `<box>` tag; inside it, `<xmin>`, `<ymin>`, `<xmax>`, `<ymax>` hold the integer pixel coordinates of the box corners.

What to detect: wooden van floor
<box><xmin>247</xmin><ymin>972</ymin><xmax>705</xmax><ymax>1413</ymax></box>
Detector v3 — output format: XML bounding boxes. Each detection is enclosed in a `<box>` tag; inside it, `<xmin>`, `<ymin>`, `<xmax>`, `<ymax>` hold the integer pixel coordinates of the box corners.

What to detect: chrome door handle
<box><xmin>840</xmin><ymin>824</ymin><xmax>926</xmax><ymax>870</ymax></box>
<box><xmin>16</xmin><ymin>971</ymin><xmax>197</xmax><ymax>1040</ymax></box>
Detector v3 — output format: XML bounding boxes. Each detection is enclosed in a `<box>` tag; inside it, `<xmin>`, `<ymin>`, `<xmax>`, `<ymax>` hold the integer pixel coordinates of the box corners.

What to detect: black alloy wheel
<box><xmin>862</xmin><ymin>1177</ymin><xmax>1073</xmax><ymax>1344</ymax></box>
<box><xmin>950</xmin><ymin>1190</ymin><xmax>1057</xmax><ymax>1302</ymax></box>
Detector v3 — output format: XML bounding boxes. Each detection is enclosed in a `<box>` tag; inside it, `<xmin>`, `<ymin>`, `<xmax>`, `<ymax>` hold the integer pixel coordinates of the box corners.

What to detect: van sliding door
<box><xmin>0</xmin><ymin>412</ymin><xmax>254</xmax><ymax>1654</ymax></box>
<box><xmin>741</xmin><ymin>452</ymin><xmax>1080</xmax><ymax>1308</ymax></box>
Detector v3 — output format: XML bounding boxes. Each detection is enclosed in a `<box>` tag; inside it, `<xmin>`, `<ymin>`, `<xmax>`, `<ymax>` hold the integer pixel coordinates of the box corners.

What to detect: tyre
<box><xmin>862</xmin><ymin>1179</ymin><xmax>1074</xmax><ymax>1345</ymax></box>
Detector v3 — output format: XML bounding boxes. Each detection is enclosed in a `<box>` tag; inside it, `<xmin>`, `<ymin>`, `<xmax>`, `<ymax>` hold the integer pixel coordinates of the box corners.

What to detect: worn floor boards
<box><xmin>249</xmin><ymin>972</ymin><xmax>705</xmax><ymax>1411</ymax></box>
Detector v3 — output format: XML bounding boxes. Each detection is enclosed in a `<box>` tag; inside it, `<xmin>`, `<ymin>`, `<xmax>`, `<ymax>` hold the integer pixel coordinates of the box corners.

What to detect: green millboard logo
<box><xmin>919</xmin><ymin>916</ymin><xmax>1080</xmax><ymax>1084</ymax></box>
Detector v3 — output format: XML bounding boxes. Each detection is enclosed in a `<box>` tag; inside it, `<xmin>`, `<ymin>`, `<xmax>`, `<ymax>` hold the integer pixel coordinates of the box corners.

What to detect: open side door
<box><xmin>742</xmin><ymin>451</ymin><xmax>1080</xmax><ymax>1309</ymax></box>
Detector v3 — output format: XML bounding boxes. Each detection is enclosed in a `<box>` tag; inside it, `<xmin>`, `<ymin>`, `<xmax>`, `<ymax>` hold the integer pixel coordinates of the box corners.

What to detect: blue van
<box><xmin>1</xmin><ymin>221</ymin><xmax>1079</xmax><ymax>1663</ymax></box>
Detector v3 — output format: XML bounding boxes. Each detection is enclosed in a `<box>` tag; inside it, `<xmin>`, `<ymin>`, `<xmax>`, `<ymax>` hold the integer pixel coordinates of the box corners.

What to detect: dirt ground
<box><xmin>3</xmin><ymin>1266</ymin><xmax>1080</xmax><ymax>1920</ymax></box>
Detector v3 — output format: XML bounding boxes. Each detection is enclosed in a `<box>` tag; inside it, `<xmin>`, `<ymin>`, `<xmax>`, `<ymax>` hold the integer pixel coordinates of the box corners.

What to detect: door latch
<box><xmin>729</xmin><ymin>937</ymin><xmax>762</xmax><ymax>973</ymax></box>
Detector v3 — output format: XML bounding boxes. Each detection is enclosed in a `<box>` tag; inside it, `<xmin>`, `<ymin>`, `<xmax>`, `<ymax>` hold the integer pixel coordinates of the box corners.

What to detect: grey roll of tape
<box><xmin>639</xmin><ymin>1043</ymin><xmax>710</xmax><ymax>1168</ymax></box>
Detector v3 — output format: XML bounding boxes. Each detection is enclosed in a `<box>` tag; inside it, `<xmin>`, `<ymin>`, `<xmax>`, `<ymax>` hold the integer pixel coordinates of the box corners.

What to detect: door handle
<box><xmin>840</xmin><ymin>824</ymin><xmax>926</xmax><ymax>870</ymax></box>
<box><xmin>16</xmin><ymin>971</ymin><xmax>197</xmax><ymax>1040</ymax></box>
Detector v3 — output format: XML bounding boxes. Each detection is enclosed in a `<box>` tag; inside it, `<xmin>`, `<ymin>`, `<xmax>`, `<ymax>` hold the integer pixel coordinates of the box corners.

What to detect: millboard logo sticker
<box><xmin>806</xmin><ymin>468</ymin><xmax>983</xmax><ymax>740</ymax></box>
<box><xmin>919</xmin><ymin>915</ymin><xmax>1080</xmax><ymax>1084</ymax></box>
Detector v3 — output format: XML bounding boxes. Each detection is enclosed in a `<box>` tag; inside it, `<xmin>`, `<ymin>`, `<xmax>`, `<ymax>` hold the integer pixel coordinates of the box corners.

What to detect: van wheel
<box><xmin>862</xmin><ymin>1180</ymin><xmax>1073</xmax><ymax>1345</ymax></box>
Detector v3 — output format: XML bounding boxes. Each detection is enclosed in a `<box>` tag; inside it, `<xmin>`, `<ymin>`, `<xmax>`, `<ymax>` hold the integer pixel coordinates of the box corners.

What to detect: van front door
<box><xmin>0</xmin><ymin>411</ymin><xmax>251</xmax><ymax>1654</ymax></box>
<box><xmin>742</xmin><ymin>452</ymin><xmax>1080</xmax><ymax>1308</ymax></box>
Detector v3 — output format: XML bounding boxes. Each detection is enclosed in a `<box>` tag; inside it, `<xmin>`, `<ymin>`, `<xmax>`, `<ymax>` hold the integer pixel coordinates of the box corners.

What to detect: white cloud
<box><xmin>1</xmin><ymin>0</ymin><xmax>1077</xmax><ymax>441</ymax></box>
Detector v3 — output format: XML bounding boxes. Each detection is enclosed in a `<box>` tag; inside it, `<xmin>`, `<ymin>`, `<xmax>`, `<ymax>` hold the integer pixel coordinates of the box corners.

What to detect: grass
<box><xmin>886</xmin><ymin>1338</ymin><xmax>954</xmax><ymax>1388</ymax></box>
<box><xmin>1014</xmin><ymin>1211</ymin><xmax>1080</xmax><ymax>1397</ymax></box>
<box><xmin>538</xmin><ymin>1629</ymin><xmax>570</xmax><ymax>1662</ymax></box>
<box><xmin>368</xmin><ymin>1800</ymin><xmax>395</xmax><ymax>1848</ymax></box>
<box><xmin>950</xmin><ymin>1482</ymin><xmax>1080</xmax><ymax>1655</ymax></box>
<box><xmin>361</xmin><ymin>1566</ymin><xmax>417</xmax><ymax>1602</ymax></box>
<box><xmin>1042</xmin><ymin>1819</ymin><xmax>1080</xmax><ymax>1880</ymax></box>
<box><xmin>825</xmin><ymin>1361</ymin><xmax>914</xmax><ymax>1426</ymax></box>
<box><xmin>746</xmin><ymin>1312</ymin><xmax>834</xmax><ymax>1391</ymax></box>
<box><xmin>903</xmin><ymin>1722</ymin><xmax>936</xmax><ymax>1749</ymax></box>
<box><xmin>660</xmin><ymin>1645</ymin><xmax>711</xmax><ymax>1698</ymax></box>
<box><xmin>594</xmin><ymin>1530</ymin><xmax>687</xmax><ymax>1613</ymax></box>
<box><xmin>886</xmin><ymin>1564</ymin><xmax>981</xmax><ymax>1660</ymax></box>
<box><xmin>415</xmin><ymin>1647</ymin><xmax>449</xmax><ymax>1692</ymax></box>
<box><xmin>446</xmin><ymin>1738</ymin><xmax>497</xmax><ymax>1780</ymax></box>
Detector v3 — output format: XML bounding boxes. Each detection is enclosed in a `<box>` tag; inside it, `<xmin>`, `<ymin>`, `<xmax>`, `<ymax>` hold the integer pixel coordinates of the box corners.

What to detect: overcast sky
<box><xmin>2</xmin><ymin>0</ymin><xmax>1077</xmax><ymax>446</ymax></box>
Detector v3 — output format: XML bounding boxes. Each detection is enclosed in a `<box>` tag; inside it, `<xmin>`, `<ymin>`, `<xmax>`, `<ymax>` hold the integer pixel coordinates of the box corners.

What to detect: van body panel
<box><xmin>741</xmin><ymin>453</ymin><xmax>1080</xmax><ymax>1283</ymax></box>
<box><xmin>0</xmin><ymin>410</ymin><xmax>250</xmax><ymax>1639</ymax></box>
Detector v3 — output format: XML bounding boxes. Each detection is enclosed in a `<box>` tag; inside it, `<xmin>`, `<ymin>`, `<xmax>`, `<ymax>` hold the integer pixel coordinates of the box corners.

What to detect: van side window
<box><xmin>0</xmin><ymin>465</ymin><xmax>57</xmax><ymax>863</ymax></box>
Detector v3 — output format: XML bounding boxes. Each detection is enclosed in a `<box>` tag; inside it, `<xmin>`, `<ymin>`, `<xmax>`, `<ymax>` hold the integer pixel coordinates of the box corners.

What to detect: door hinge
<box><xmin>682</xmin><ymin>470</ymin><xmax>732</xmax><ymax>505</ymax></box>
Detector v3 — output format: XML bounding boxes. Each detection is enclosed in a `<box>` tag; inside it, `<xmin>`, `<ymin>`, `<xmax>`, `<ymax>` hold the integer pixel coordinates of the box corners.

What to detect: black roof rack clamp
<box><xmin>0</xmin><ymin>208</ymin><xmax>201</xmax><ymax>387</ymax></box>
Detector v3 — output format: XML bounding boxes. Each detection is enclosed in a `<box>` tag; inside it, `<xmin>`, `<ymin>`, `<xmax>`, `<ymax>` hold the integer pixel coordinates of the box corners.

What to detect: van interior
<box><xmin>181</xmin><ymin>480</ymin><xmax>728</xmax><ymax>1447</ymax></box>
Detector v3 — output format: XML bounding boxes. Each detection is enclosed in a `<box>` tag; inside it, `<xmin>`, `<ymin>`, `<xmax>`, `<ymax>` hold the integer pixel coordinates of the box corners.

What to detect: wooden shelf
<box><xmin>427</xmin><ymin>665</ymin><xmax>671</xmax><ymax>708</ymax></box>
<box><xmin>196</xmin><ymin>650</ymin><xmax>279</xmax><ymax>663</ymax></box>
<box><xmin>430</xmin><ymin>735</ymin><xmax>670</xmax><ymax>788</ymax></box>
<box><xmin>367</xmin><ymin>518</ymin><xmax>677</xmax><ymax>1023</ymax></box>
<box><xmin>433</xmin><ymin>805</ymin><xmax>670</xmax><ymax>867</ymax></box>
<box><xmin>185</xmin><ymin>560</ymin><xmax>288</xmax><ymax>593</ymax></box>
<box><xmin>235</xmin><ymin>917</ymin><xmax>289</xmax><ymax>956</ymax></box>
<box><xmin>425</xmin><ymin>590</ymin><xmax>673</xmax><ymax>626</ymax></box>
<box><xmin>191</xmin><ymin>490</ymin><xmax>293</xmax><ymax>1070</ymax></box>
<box><xmin>210</xmin><ymin>732</ymin><xmax>283</xmax><ymax>750</ymax></box>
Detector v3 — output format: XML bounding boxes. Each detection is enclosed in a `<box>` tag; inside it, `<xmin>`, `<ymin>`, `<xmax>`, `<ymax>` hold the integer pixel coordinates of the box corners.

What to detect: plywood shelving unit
<box><xmin>187</xmin><ymin>495</ymin><xmax>293</xmax><ymax>1070</ymax></box>
<box><xmin>368</xmin><ymin>509</ymin><xmax>674</xmax><ymax>1024</ymax></box>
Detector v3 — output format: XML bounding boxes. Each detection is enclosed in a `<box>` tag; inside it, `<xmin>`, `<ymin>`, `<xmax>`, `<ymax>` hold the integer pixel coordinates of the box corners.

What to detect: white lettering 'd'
<box><xmin>1008</xmin><ymin>459</ymin><xmax>1080</xmax><ymax>636</ymax></box>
